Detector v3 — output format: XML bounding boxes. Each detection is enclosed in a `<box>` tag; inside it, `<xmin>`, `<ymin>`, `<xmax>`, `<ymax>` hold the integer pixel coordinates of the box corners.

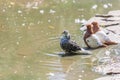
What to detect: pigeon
<box><xmin>60</xmin><ymin>30</ymin><xmax>81</xmax><ymax>54</ymax></box>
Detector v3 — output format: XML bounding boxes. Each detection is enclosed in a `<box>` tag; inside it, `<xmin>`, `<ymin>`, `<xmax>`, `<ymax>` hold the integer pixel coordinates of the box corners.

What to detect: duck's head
<box><xmin>86</xmin><ymin>24</ymin><xmax>93</xmax><ymax>34</ymax></box>
<box><xmin>92</xmin><ymin>21</ymin><xmax>99</xmax><ymax>29</ymax></box>
<box><xmin>91</xmin><ymin>21</ymin><xmax>100</xmax><ymax>33</ymax></box>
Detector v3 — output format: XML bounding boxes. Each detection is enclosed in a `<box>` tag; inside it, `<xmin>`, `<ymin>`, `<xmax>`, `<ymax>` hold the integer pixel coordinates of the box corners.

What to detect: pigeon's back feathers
<box><xmin>60</xmin><ymin>40</ymin><xmax>81</xmax><ymax>52</ymax></box>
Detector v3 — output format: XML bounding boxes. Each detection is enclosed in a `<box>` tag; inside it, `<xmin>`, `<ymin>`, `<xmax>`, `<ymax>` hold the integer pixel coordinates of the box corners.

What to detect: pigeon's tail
<box><xmin>76</xmin><ymin>48</ymin><xmax>92</xmax><ymax>55</ymax></box>
<box><xmin>75</xmin><ymin>45</ymin><xmax>82</xmax><ymax>51</ymax></box>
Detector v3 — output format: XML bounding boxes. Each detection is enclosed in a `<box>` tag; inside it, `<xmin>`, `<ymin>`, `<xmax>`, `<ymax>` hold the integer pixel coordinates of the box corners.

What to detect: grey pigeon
<box><xmin>60</xmin><ymin>30</ymin><xmax>82</xmax><ymax>54</ymax></box>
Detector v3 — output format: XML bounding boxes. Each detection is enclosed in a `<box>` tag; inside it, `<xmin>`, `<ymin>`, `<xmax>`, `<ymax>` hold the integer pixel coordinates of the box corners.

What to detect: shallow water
<box><xmin>0</xmin><ymin>0</ymin><xmax>120</xmax><ymax>80</ymax></box>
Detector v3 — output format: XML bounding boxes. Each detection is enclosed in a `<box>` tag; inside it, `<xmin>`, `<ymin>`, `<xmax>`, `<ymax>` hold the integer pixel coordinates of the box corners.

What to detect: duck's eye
<box><xmin>87</xmin><ymin>40</ymin><xmax>89</xmax><ymax>42</ymax></box>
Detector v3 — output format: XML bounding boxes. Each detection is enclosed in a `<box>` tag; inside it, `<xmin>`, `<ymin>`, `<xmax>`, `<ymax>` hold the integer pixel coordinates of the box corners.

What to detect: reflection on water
<box><xmin>0</xmin><ymin>0</ymin><xmax>120</xmax><ymax>80</ymax></box>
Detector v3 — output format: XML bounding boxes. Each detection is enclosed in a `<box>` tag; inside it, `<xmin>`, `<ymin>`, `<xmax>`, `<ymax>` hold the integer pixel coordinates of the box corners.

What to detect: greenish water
<box><xmin>0</xmin><ymin>0</ymin><xmax>120</xmax><ymax>80</ymax></box>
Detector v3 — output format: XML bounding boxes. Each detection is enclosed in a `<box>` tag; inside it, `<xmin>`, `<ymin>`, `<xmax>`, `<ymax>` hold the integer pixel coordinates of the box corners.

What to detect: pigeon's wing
<box><xmin>67</xmin><ymin>41</ymin><xmax>81</xmax><ymax>52</ymax></box>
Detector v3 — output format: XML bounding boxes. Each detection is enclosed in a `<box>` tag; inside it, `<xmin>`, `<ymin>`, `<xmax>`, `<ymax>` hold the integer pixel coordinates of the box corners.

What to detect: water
<box><xmin>0</xmin><ymin>0</ymin><xmax>120</xmax><ymax>80</ymax></box>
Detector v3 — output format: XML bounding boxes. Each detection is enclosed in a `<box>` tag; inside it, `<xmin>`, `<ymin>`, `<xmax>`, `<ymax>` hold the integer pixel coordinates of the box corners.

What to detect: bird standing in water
<box><xmin>60</xmin><ymin>30</ymin><xmax>91</xmax><ymax>55</ymax></box>
<box><xmin>60</xmin><ymin>30</ymin><xmax>81</xmax><ymax>54</ymax></box>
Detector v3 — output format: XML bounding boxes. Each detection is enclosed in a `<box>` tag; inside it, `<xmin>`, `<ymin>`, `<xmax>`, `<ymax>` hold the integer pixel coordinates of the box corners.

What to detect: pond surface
<box><xmin>0</xmin><ymin>0</ymin><xmax>120</xmax><ymax>80</ymax></box>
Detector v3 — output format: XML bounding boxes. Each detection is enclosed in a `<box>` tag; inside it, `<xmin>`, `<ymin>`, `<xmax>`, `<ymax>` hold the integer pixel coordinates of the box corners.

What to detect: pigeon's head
<box><xmin>62</xmin><ymin>30</ymin><xmax>69</xmax><ymax>36</ymax></box>
<box><xmin>61</xmin><ymin>30</ymin><xmax>70</xmax><ymax>40</ymax></box>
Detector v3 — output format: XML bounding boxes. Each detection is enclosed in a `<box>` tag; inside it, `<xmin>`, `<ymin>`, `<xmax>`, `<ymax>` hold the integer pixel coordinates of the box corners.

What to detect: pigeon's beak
<box><xmin>62</xmin><ymin>31</ymin><xmax>65</xmax><ymax>34</ymax></box>
<box><xmin>61</xmin><ymin>32</ymin><xmax>66</xmax><ymax>37</ymax></box>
